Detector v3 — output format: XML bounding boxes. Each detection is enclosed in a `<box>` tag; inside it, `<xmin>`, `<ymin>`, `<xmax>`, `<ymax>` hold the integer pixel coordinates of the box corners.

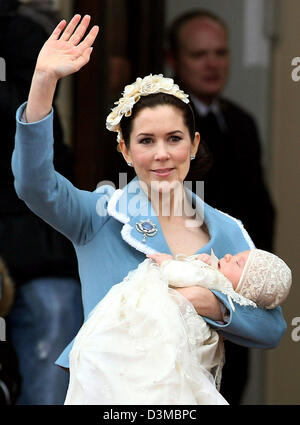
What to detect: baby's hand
<box><xmin>196</xmin><ymin>253</ymin><xmax>212</xmax><ymax>265</ymax></box>
<box><xmin>146</xmin><ymin>253</ymin><xmax>174</xmax><ymax>266</ymax></box>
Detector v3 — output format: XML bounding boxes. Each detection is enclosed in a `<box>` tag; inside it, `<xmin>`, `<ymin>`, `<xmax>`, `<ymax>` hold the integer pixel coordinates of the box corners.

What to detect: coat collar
<box><xmin>107</xmin><ymin>177</ymin><xmax>168</xmax><ymax>255</ymax></box>
<box><xmin>106</xmin><ymin>177</ymin><xmax>223</xmax><ymax>256</ymax></box>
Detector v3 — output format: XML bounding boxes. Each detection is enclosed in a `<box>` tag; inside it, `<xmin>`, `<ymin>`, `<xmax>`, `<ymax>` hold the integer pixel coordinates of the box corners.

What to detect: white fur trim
<box><xmin>227</xmin><ymin>295</ymin><xmax>236</xmax><ymax>311</ymax></box>
<box><xmin>121</xmin><ymin>224</ymin><xmax>158</xmax><ymax>255</ymax></box>
<box><xmin>107</xmin><ymin>189</ymin><xmax>130</xmax><ymax>224</ymax></box>
<box><xmin>215</xmin><ymin>209</ymin><xmax>256</xmax><ymax>249</ymax></box>
<box><xmin>108</xmin><ymin>187</ymin><xmax>158</xmax><ymax>255</ymax></box>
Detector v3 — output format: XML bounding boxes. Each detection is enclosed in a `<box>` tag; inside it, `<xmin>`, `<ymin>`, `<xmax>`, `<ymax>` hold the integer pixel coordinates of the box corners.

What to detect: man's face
<box><xmin>174</xmin><ymin>18</ymin><xmax>230</xmax><ymax>102</ymax></box>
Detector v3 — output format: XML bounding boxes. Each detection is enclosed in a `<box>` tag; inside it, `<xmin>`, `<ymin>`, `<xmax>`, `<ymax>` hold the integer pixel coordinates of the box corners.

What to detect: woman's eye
<box><xmin>170</xmin><ymin>136</ymin><xmax>182</xmax><ymax>142</ymax></box>
<box><xmin>139</xmin><ymin>138</ymin><xmax>153</xmax><ymax>144</ymax></box>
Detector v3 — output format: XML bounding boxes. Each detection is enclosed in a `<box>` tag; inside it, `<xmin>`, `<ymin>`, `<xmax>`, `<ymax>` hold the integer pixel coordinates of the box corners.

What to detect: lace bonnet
<box><xmin>235</xmin><ymin>249</ymin><xmax>292</xmax><ymax>309</ymax></box>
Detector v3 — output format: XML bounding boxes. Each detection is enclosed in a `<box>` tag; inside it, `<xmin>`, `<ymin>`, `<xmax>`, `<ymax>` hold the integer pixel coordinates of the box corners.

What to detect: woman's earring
<box><xmin>127</xmin><ymin>162</ymin><xmax>133</xmax><ymax>167</ymax></box>
<box><xmin>190</xmin><ymin>155</ymin><xmax>195</xmax><ymax>161</ymax></box>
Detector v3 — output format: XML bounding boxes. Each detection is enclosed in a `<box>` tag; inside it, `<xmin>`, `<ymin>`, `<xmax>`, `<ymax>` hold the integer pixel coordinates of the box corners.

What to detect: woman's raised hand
<box><xmin>36</xmin><ymin>15</ymin><xmax>99</xmax><ymax>80</ymax></box>
<box><xmin>26</xmin><ymin>15</ymin><xmax>99</xmax><ymax>123</ymax></box>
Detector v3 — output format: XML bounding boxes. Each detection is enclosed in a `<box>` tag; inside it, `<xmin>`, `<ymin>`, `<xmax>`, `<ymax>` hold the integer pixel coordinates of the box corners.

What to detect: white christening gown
<box><xmin>64</xmin><ymin>253</ymin><xmax>256</xmax><ymax>405</ymax></box>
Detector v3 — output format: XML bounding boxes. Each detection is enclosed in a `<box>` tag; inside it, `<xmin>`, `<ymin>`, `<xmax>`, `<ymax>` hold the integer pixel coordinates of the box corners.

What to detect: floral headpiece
<box><xmin>106</xmin><ymin>74</ymin><xmax>189</xmax><ymax>145</ymax></box>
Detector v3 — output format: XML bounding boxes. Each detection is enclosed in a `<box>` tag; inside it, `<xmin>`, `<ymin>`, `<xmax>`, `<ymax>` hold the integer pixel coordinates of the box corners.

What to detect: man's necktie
<box><xmin>200</xmin><ymin>111</ymin><xmax>225</xmax><ymax>159</ymax></box>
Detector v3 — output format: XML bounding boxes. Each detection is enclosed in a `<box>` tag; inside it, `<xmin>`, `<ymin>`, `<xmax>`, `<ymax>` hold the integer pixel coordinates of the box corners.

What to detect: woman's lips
<box><xmin>204</xmin><ymin>75</ymin><xmax>221</xmax><ymax>83</ymax></box>
<box><xmin>151</xmin><ymin>168</ymin><xmax>174</xmax><ymax>177</ymax></box>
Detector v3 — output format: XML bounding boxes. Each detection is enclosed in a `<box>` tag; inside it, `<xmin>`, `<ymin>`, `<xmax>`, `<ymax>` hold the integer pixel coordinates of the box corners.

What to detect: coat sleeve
<box><xmin>12</xmin><ymin>102</ymin><xmax>113</xmax><ymax>245</ymax></box>
<box><xmin>162</xmin><ymin>259</ymin><xmax>283</xmax><ymax>348</ymax></box>
<box><xmin>203</xmin><ymin>290</ymin><xmax>287</xmax><ymax>349</ymax></box>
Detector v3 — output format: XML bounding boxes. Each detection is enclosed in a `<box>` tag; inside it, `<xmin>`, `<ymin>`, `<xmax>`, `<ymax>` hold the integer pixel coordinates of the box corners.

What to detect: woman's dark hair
<box><xmin>119</xmin><ymin>92</ymin><xmax>213</xmax><ymax>178</ymax></box>
<box><xmin>120</xmin><ymin>92</ymin><xmax>195</xmax><ymax>147</ymax></box>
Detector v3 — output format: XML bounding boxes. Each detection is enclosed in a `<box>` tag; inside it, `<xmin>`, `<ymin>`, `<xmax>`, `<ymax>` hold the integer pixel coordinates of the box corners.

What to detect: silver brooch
<box><xmin>135</xmin><ymin>219</ymin><xmax>158</xmax><ymax>243</ymax></box>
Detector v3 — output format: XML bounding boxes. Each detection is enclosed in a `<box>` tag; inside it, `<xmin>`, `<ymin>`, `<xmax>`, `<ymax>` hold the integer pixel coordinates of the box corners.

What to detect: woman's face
<box><xmin>119</xmin><ymin>105</ymin><xmax>200</xmax><ymax>194</ymax></box>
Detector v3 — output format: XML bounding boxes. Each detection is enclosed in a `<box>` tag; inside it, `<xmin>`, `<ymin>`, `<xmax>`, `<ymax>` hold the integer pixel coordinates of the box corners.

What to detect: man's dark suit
<box><xmin>186</xmin><ymin>97</ymin><xmax>275</xmax><ymax>405</ymax></box>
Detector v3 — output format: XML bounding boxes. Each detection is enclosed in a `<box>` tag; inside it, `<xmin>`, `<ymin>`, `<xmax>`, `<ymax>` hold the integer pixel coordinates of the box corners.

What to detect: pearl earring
<box><xmin>190</xmin><ymin>155</ymin><xmax>195</xmax><ymax>161</ymax></box>
<box><xmin>127</xmin><ymin>162</ymin><xmax>133</xmax><ymax>167</ymax></box>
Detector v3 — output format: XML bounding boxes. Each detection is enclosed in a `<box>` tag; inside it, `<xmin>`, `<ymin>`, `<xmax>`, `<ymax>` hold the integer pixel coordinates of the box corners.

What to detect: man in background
<box><xmin>167</xmin><ymin>10</ymin><xmax>275</xmax><ymax>404</ymax></box>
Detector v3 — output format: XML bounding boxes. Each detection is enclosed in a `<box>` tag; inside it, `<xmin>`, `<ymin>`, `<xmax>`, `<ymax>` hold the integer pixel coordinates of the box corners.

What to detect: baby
<box><xmin>65</xmin><ymin>249</ymin><xmax>291</xmax><ymax>405</ymax></box>
<box><xmin>147</xmin><ymin>248</ymin><xmax>292</xmax><ymax>310</ymax></box>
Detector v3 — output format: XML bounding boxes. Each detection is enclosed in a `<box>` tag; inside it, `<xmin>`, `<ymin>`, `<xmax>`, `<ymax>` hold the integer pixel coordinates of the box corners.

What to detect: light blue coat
<box><xmin>12</xmin><ymin>103</ymin><xmax>286</xmax><ymax>368</ymax></box>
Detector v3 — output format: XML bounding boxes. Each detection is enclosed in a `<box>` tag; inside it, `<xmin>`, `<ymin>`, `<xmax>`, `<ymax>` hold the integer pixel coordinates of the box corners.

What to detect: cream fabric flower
<box><xmin>106</xmin><ymin>74</ymin><xmax>189</xmax><ymax>144</ymax></box>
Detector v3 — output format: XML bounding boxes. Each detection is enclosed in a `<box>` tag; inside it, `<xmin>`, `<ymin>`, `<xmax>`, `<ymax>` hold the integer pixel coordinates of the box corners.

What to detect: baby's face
<box><xmin>218</xmin><ymin>250</ymin><xmax>250</xmax><ymax>288</ymax></box>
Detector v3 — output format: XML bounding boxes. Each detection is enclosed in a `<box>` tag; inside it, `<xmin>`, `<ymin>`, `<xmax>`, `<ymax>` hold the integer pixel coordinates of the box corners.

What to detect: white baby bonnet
<box><xmin>235</xmin><ymin>249</ymin><xmax>292</xmax><ymax>309</ymax></box>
